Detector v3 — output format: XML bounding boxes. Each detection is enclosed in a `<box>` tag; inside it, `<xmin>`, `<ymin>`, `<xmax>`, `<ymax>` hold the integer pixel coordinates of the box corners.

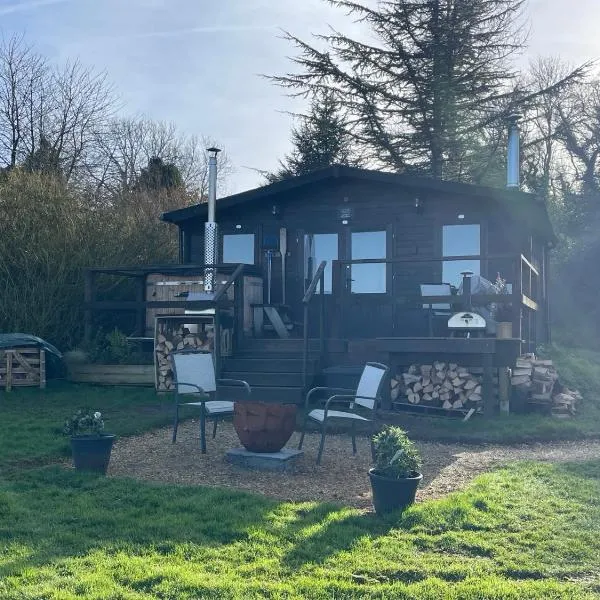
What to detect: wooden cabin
<box><xmin>86</xmin><ymin>165</ymin><xmax>554</xmax><ymax>412</ymax></box>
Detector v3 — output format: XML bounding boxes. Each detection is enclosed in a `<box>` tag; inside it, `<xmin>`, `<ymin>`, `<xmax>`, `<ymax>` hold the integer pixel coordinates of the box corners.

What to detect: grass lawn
<box><xmin>0</xmin><ymin>347</ymin><xmax>599</xmax><ymax>598</ymax></box>
<box><xmin>0</xmin><ymin>461</ymin><xmax>599</xmax><ymax>599</ymax></box>
<box><xmin>0</xmin><ymin>382</ymin><xmax>171</xmax><ymax>469</ymax></box>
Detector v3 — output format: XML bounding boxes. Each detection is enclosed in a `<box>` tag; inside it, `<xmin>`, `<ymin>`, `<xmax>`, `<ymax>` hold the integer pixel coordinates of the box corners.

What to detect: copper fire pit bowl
<box><xmin>233</xmin><ymin>401</ymin><xmax>298</xmax><ymax>453</ymax></box>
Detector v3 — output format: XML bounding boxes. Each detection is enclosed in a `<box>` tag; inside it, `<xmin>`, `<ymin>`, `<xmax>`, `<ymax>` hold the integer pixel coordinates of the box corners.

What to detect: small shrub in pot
<box><xmin>369</xmin><ymin>426</ymin><xmax>422</xmax><ymax>514</ymax></box>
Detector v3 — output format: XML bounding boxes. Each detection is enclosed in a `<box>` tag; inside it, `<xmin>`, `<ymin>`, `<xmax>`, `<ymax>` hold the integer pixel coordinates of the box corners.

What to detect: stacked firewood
<box><xmin>391</xmin><ymin>362</ymin><xmax>482</xmax><ymax>411</ymax></box>
<box><xmin>155</xmin><ymin>326</ymin><xmax>212</xmax><ymax>391</ymax></box>
<box><xmin>511</xmin><ymin>355</ymin><xmax>581</xmax><ymax>417</ymax></box>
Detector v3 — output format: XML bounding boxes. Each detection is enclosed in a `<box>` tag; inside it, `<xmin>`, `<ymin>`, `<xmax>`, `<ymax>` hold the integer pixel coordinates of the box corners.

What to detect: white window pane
<box><xmin>351</xmin><ymin>231</ymin><xmax>387</xmax><ymax>294</ymax></box>
<box><xmin>352</xmin><ymin>263</ymin><xmax>386</xmax><ymax>293</ymax></box>
<box><xmin>443</xmin><ymin>225</ymin><xmax>480</xmax><ymax>257</ymax></box>
<box><xmin>305</xmin><ymin>233</ymin><xmax>337</xmax><ymax>294</ymax></box>
<box><xmin>352</xmin><ymin>231</ymin><xmax>386</xmax><ymax>259</ymax></box>
<box><xmin>223</xmin><ymin>234</ymin><xmax>255</xmax><ymax>264</ymax></box>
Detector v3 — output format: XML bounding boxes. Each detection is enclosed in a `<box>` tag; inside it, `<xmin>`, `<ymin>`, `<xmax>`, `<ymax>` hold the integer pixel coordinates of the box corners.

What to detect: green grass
<box><xmin>1</xmin><ymin>371</ymin><xmax>600</xmax><ymax>597</ymax></box>
<box><xmin>0</xmin><ymin>461</ymin><xmax>599</xmax><ymax>598</ymax></box>
<box><xmin>0</xmin><ymin>382</ymin><xmax>171</xmax><ymax>468</ymax></box>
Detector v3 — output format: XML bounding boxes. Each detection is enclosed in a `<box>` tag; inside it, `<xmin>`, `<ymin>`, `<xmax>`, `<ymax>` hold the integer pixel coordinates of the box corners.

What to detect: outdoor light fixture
<box><xmin>271</xmin><ymin>204</ymin><xmax>281</xmax><ymax>218</ymax></box>
<box><xmin>338</xmin><ymin>207</ymin><xmax>353</xmax><ymax>223</ymax></box>
<box><xmin>235</xmin><ymin>224</ymin><xmax>242</xmax><ymax>229</ymax></box>
<box><xmin>415</xmin><ymin>196</ymin><xmax>424</xmax><ymax>214</ymax></box>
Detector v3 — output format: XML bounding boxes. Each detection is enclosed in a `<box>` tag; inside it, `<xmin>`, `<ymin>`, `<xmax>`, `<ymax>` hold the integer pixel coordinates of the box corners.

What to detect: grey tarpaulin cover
<box><xmin>0</xmin><ymin>334</ymin><xmax>62</xmax><ymax>358</ymax></box>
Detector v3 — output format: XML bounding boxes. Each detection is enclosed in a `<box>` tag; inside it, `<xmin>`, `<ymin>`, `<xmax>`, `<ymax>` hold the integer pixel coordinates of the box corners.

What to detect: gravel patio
<box><xmin>106</xmin><ymin>419</ymin><xmax>600</xmax><ymax>509</ymax></box>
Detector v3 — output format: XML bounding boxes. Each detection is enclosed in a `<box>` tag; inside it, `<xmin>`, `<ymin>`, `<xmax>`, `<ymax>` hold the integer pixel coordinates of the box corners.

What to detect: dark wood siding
<box><xmin>179</xmin><ymin>176</ymin><xmax>548</xmax><ymax>344</ymax></box>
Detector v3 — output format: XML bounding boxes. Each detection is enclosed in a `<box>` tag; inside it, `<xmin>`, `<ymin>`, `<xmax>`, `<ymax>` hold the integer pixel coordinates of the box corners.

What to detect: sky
<box><xmin>3</xmin><ymin>0</ymin><xmax>600</xmax><ymax>193</ymax></box>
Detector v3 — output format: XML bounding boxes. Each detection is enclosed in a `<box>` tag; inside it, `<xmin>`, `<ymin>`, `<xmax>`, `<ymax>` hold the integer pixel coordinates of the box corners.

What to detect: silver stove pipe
<box><xmin>204</xmin><ymin>147</ymin><xmax>221</xmax><ymax>293</ymax></box>
<box><xmin>507</xmin><ymin>114</ymin><xmax>521</xmax><ymax>189</ymax></box>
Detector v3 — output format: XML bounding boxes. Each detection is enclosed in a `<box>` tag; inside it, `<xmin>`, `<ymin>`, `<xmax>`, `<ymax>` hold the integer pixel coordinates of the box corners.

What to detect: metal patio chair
<box><xmin>170</xmin><ymin>349</ymin><xmax>251</xmax><ymax>453</ymax></box>
<box><xmin>298</xmin><ymin>362</ymin><xmax>389</xmax><ymax>465</ymax></box>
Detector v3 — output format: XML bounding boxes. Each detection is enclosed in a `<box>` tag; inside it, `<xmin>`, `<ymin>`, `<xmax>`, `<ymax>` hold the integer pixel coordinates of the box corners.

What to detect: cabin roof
<box><xmin>161</xmin><ymin>165</ymin><xmax>556</xmax><ymax>243</ymax></box>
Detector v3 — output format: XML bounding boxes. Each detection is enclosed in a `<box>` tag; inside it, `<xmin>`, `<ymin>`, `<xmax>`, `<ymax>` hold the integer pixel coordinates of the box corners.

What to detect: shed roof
<box><xmin>161</xmin><ymin>165</ymin><xmax>556</xmax><ymax>243</ymax></box>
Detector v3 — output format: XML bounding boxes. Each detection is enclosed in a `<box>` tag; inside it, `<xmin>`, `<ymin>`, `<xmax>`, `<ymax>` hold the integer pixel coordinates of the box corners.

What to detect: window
<box><xmin>442</xmin><ymin>224</ymin><xmax>480</xmax><ymax>286</ymax></box>
<box><xmin>222</xmin><ymin>234</ymin><xmax>255</xmax><ymax>264</ymax></box>
<box><xmin>351</xmin><ymin>231</ymin><xmax>387</xmax><ymax>294</ymax></box>
<box><xmin>304</xmin><ymin>233</ymin><xmax>338</xmax><ymax>294</ymax></box>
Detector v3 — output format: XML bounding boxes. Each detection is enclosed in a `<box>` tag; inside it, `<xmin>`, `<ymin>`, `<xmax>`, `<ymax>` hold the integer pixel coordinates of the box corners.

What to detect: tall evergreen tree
<box><xmin>267</xmin><ymin>90</ymin><xmax>355</xmax><ymax>182</ymax></box>
<box><xmin>137</xmin><ymin>156</ymin><xmax>183</xmax><ymax>191</ymax></box>
<box><xmin>23</xmin><ymin>136</ymin><xmax>61</xmax><ymax>177</ymax></box>
<box><xmin>273</xmin><ymin>0</ymin><xmax>586</xmax><ymax>182</ymax></box>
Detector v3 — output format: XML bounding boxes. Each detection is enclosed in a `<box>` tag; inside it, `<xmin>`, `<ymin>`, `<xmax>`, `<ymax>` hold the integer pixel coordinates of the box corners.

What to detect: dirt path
<box><xmin>107</xmin><ymin>420</ymin><xmax>600</xmax><ymax>508</ymax></box>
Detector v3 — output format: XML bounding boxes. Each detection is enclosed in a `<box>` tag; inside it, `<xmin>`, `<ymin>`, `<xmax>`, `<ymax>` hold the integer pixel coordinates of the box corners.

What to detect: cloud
<box><xmin>124</xmin><ymin>25</ymin><xmax>277</xmax><ymax>40</ymax></box>
<box><xmin>0</xmin><ymin>0</ymin><xmax>70</xmax><ymax>16</ymax></box>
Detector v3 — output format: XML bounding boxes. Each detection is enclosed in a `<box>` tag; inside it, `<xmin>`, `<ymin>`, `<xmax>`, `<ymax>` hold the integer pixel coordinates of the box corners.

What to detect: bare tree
<box><xmin>46</xmin><ymin>60</ymin><xmax>117</xmax><ymax>182</ymax></box>
<box><xmin>89</xmin><ymin>116</ymin><xmax>231</xmax><ymax>198</ymax></box>
<box><xmin>0</xmin><ymin>34</ymin><xmax>48</xmax><ymax>168</ymax></box>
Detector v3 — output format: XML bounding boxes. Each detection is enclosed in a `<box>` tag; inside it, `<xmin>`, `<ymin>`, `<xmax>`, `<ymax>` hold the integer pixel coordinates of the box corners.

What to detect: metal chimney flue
<box><xmin>204</xmin><ymin>147</ymin><xmax>221</xmax><ymax>293</ymax></box>
<box><xmin>507</xmin><ymin>114</ymin><xmax>521</xmax><ymax>189</ymax></box>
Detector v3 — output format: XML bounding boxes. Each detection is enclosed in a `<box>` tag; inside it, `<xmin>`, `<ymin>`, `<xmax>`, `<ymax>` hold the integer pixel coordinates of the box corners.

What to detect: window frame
<box><xmin>347</xmin><ymin>228</ymin><xmax>391</xmax><ymax>295</ymax></box>
<box><xmin>439</xmin><ymin>220</ymin><xmax>485</xmax><ymax>287</ymax></box>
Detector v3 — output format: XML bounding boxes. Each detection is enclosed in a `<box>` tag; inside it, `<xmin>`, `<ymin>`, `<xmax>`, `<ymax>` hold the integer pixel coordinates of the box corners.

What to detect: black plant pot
<box><xmin>70</xmin><ymin>434</ymin><xmax>116</xmax><ymax>474</ymax></box>
<box><xmin>368</xmin><ymin>469</ymin><xmax>422</xmax><ymax>515</ymax></box>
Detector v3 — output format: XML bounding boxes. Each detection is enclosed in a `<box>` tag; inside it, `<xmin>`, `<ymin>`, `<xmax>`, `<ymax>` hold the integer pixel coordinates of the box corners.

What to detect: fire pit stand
<box><xmin>226</xmin><ymin>400</ymin><xmax>303</xmax><ymax>472</ymax></box>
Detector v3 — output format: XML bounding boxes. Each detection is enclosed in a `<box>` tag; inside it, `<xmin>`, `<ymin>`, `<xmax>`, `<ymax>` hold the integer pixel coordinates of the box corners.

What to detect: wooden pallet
<box><xmin>0</xmin><ymin>347</ymin><xmax>46</xmax><ymax>391</ymax></box>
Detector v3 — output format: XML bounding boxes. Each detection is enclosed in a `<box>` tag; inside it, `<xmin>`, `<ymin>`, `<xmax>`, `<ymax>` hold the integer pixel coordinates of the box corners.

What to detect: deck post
<box><xmin>498</xmin><ymin>367</ymin><xmax>510</xmax><ymax>413</ymax></box>
<box><xmin>302</xmin><ymin>303</ymin><xmax>309</xmax><ymax>390</ymax></box>
<box><xmin>83</xmin><ymin>269</ymin><xmax>95</xmax><ymax>345</ymax></box>
<box><xmin>319</xmin><ymin>272</ymin><xmax>325</xmax><ymax>362</ymax></box>
<box><xmin>214</xmin><ymin>305</ymin><xmax>221</xmax><ymax>378</ymax></box>
<box><xmin>482</xmin><ymin>353</ymin><xmax>494</xmax><ymax>416</ymax></box>
<box><xmin>135</xmin><ymin>275</ymin><xmax>146</xmax><ymax>336</ymax></box>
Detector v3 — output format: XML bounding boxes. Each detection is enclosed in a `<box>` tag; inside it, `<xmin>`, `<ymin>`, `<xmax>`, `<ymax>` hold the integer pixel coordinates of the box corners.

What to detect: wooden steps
<box><xmin>219</xmin><ymin>338</ymin><xmax>345</xmax><ymax>404</ymax></box>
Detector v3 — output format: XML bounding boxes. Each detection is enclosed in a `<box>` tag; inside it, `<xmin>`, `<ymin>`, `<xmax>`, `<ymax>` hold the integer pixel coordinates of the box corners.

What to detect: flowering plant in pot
<box><xmin>369</xmin><ymin>426</ymin><xmax>422</xmax><ymax>514</ymax></box>
<box><xmin>63</xmin><ymin>409</ymin><xmax>115</xmax><ymax>474</ymax></box>
<box><xmin>491</xmin><ymin>273</ymin><xmax>513</xmax><ymax>337</ymax></box>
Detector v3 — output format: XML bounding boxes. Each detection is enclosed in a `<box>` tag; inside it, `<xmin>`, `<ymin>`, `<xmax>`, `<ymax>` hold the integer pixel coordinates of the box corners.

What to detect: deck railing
<box><xmin>330</xmin><ymin>253</ymin><xmax>542</xmax><ymax>350</ymax></box>
<box><xmin>302</xmin><ymin>260</ymin><xmax>326</xmax><ymax>390</ymax></box>
<box><xmin>83</xmin><ymin>263</ymin><xmax>252</xmax><ymax>378</ymax></box>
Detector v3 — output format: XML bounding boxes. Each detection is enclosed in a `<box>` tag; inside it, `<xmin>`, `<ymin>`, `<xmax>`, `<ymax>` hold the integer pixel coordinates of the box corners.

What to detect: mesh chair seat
<box><xmin>181</xmin><ymin>400</ymin><xmax>234</xmax><ymax>415</ymax></box>
<box><xmin>308</xmin><ymin>409</ymin><xmax>370</xmax><ymax>422</ymax></box>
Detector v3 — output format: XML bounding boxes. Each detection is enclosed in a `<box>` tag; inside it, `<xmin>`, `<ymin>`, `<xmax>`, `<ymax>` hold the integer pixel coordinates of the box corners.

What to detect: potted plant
<box><xmin>369</xmin><ymin>426</ymin><xmax>422</xmax><ymax>515</ymax></box>
<box><xmin>64</xmin><ymin>409</ymin><xmax>115</xmax><ymax>474</ymax></box>
<box><xmin>492</xmin><ymin>273</ymin><xmax>513</xmax><ymax>338</ymax></box>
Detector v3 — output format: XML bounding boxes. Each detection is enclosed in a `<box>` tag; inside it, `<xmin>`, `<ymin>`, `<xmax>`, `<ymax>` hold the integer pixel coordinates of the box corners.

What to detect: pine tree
<box><xmin>273</xmin><ymin>0</ymin><xmax>586</xmax><ymax>182</ymax></box>
<box><xmin>137</xmin><ymin>156</ymin><xmax>183</xmax><ymax>190</ymax></box>
<box><xmin>267</xmin><ymin>90</ymin><xmax>354</xmax><ymax>182</ymax></box>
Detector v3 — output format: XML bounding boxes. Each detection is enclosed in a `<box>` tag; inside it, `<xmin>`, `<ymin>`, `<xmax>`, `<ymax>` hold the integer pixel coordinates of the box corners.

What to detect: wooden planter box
<box><xmin>67</xmin><ymin>363</ymin><xmax>154</xmax><ymax>386</ymax></box>
<box><xmin>0</xmin><ymin>347</ymin><xmax>46</xmax><ymax>391</ymax></box>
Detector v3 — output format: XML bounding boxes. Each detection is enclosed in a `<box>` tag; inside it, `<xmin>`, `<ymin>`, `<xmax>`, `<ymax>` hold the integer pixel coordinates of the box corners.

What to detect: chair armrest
<box><xmin>175</xmin><ymin>382</ymin><xmax>207</xmax><ymax>398</ymax></box>
<box><xmin>322</xmin><ymin>394</ymin><xmax>378</xmax><ymax>417</ymax></box>
<box><xmin>304</xmin><ymin>386</ymin><xmax>356</xmax><ymax>409</ymax></box>
<box><xmin>217</xmin><ymin>378</ymin><xmax>251</xmax><ymax>396</ymax></box>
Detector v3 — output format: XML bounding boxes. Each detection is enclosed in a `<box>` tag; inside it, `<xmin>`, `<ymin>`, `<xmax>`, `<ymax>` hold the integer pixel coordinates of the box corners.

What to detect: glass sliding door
<box><xmin>351</xmin><ymin>230</ymin><xmax>387</xmax><ymax>294</ymax></box>
<box><xmin>304</xmin><ymin>233</ymin><xmax>338</xmax><ymax>294</ymax></box>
